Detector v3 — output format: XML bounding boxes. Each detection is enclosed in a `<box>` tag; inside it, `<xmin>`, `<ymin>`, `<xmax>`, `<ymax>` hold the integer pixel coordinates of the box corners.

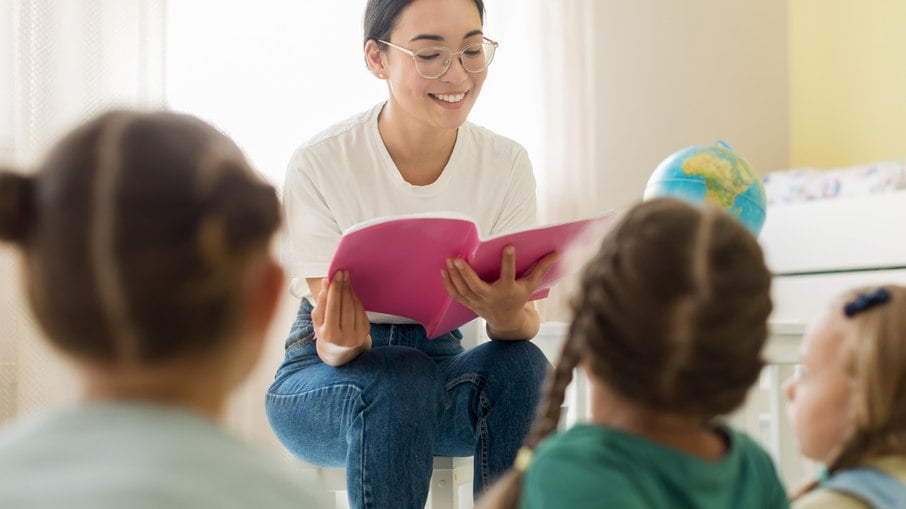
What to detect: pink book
<box><xmin>327</xmin><ymin>211</ymin><xmax>615</xmax><ymax>338</ymax></box>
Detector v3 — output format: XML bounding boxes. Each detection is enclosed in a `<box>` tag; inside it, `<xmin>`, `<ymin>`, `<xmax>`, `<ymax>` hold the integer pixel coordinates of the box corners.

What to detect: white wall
<box><xmin>589</xmin><ymin>0</ymin><xmax>790</xmax><ymax>210</ymax></box>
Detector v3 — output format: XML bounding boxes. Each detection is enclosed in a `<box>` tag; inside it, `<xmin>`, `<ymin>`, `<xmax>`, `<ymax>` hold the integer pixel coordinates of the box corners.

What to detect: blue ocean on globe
<box><xmin>643</xmin><ymin>141</ymin><xmax>767</xmax><ymax>236</ymax></box>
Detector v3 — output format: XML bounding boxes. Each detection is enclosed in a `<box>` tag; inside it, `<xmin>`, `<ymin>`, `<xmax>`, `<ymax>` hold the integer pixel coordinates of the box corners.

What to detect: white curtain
<box><xmin>0</xmin><ymin>0</ymin><xmax>166</xmax><ymax>422</ymax></box>
<box><xmin>480</xmin><ymin>0</ymin><xmax>600</xmax><ymax>321</ymax></box>
<box><xmin>481</xmin><ymin>0</ymin><xmax>599</xmax><ymax>223</ymax></box>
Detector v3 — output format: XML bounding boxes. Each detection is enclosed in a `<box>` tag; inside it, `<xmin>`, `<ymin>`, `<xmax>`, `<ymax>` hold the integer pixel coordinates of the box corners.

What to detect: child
<box><xmin>477</xmin><ymin>198</ymin><xmax>789</xmax><ymax>508</ymax></box>
<box><xmin>785</xmin><ymin>285</ymin><xmax>906</xmax><ymax>508</ymax></box>
<box><xmin>0</xmin><ymin>110</ymin><xmax>329</xmax><ymax>508</ymax></box>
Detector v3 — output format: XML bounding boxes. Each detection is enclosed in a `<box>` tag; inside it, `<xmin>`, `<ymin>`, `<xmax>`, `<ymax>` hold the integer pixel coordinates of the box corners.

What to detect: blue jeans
<box><xmin>265</xmin><ymin>299</ymin><xmax>549</xmax><ymax>509</ymax></box>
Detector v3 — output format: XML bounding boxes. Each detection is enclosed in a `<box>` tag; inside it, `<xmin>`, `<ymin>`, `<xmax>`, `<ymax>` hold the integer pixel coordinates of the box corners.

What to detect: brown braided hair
<box><xmin>792</xmin><ymin>285</ymin><xmax>906</xmax><ymax>499</ymax></box>
<box><xmin>0</xmin><ymin>110</ymin><xmax>280</xmax><ymax>367</ymax></box>
<box><xmin>476</xmin><ymin>198</ymin><xmax>773</xmax><ymax>509</ymax></box>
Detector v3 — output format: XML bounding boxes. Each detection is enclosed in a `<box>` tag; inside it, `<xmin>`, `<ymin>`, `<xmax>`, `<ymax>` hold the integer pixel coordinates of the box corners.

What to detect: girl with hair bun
<box><xmin>0</xmin><ymin>110</ymin><xmax>329</xmax><ymax>509</ymax></box>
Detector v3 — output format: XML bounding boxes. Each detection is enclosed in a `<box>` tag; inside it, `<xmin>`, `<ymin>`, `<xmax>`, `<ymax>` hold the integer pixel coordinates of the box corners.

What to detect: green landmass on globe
<box><xmin>643</xmin><ymin>141</ymin><xmax>767</xmax><ymax>236</ymax></box>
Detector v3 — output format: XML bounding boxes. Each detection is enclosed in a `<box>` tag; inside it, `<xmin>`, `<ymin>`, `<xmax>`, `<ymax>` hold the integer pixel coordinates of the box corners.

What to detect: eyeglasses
<box><xmin>378</xmin><ymin>37</ymin><xmax>498</xmax><ymax>79</ymax></box>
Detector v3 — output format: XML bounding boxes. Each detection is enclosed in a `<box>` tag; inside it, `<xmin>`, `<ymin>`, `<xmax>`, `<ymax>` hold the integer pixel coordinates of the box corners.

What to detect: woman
<box><xmin>265</xmin><ymin>0</ymin><xmax>555</xmax><ymax>507</ymax></box>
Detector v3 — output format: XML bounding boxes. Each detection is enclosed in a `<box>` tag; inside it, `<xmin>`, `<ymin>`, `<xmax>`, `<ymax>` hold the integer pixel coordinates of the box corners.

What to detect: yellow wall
<box><xmin>791</xmin><ymin>0</ymin><xmax>906</xmax><ymax>167</ymax></box>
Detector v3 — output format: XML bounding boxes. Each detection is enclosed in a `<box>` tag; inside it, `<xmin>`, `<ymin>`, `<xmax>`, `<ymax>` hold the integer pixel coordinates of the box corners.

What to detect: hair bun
<box><xmin>0</xmin><ymin>170</ymin><xmax>34</xmax><ymax>243</ymax></box>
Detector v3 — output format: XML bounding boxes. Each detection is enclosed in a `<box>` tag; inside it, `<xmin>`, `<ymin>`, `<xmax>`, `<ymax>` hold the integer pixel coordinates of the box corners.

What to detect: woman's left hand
<box><xmin>441</xmin><ymin>246</ymin><xmax>559</xmax><ymax>338</ymax></box>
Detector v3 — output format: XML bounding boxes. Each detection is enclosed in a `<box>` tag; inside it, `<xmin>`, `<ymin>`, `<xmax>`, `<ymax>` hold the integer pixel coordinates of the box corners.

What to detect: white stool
<box><xmin>304</xmin><ymin>456</ymin><xmax>473</xmax><ymax>509</ymax></box>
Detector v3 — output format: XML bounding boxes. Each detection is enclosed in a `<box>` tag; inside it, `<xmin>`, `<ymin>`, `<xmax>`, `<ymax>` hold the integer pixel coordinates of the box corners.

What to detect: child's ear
<box><xmin>246</xmin><ymin>257</ymin><xmax>285</xmax><ymax>340</ymax></box>
<box><xmin>364</xmin><ymin>39</ymin><xmax>388</xmax><ymax>79</ymax></box>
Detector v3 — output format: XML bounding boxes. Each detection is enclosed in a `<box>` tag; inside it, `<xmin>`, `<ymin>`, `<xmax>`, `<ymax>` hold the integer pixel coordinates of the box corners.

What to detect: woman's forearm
<box><xmin>485</xmin><ymin>303</ymin><xmax>541</xmax><ymax>341</ymax></box>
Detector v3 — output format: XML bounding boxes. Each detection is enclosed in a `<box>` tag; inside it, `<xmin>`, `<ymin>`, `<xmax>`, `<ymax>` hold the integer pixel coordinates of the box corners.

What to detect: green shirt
<box><xmin>522</xmin><ymin>423</ymin><xmax>789</xmax><ymax>509</ymax></box>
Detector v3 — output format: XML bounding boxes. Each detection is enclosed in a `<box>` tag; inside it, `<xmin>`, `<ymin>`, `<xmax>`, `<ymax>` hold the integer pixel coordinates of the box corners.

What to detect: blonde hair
<box><xmin>476</xmin><ymin>198</ymin><xmax>772</xmax><ymax>509</ymax></box>
<box><xmin>828</xmin><ymin>285</ymin><xmax>906</xmax><ymax>471</ymax></box>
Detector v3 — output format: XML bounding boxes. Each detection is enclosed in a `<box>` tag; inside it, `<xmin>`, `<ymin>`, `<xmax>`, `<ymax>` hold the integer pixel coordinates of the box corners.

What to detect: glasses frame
<box><xmin>377</xmin><ymin>37</ymin><xmax>499</xmax><ymax>79</ymax></box>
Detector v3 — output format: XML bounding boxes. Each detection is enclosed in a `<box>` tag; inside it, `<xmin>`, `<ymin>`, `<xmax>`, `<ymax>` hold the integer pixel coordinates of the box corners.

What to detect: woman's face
<box><xmin>375</xmin><ymin>0</ymin><xmax>487</xmax><ymax>131</ymax></box>
<box><xmin>783</xmin><ymin>307</ymin><xmax>858</xmax><ymax>464</ymax></box>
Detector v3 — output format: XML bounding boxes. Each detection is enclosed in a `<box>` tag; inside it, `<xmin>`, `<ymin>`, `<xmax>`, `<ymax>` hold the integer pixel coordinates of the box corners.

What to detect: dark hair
<box><xmin>363</xmin><ymin>0</ymin><xmax>486</xmax><ymax>47</ymax></box>
<box><xmin>0</xmin><ymin>110</ymin><xmax>280</xmax><ymax>366</ymax></box>
<box><xmin>477</xmin><ymin>198</ymin><xmax>773</xmax><ymax>509</ymax></box>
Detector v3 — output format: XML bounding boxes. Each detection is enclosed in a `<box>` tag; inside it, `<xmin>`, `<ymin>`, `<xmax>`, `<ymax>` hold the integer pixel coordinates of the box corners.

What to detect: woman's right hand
<box><xmin>310</xmin><ymin>270</ymin><xmax>372</xmax><ymax>366</ymax></box>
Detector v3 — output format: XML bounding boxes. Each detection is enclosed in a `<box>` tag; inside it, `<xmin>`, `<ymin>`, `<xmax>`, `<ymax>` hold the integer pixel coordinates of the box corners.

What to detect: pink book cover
<box><xmin>327</xmin><ymin>211</ymin><xmax>614</xmax><ymax>338</ymax></box>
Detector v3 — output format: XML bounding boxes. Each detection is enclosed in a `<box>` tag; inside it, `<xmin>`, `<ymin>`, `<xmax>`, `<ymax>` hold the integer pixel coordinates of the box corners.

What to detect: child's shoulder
<box><xmin>800</xmin><ymin>458</ymin><xmax>906</xmax><ymax>509</ymax></box>
<box><xmin>871</xmin><ymin>454</ymin><xmax>906</xmax><ymax>483</ymax></box>
<box><xmin>793</xmin><ymin>487</ymin><xmax>870</xmax><ymax>509</ymax></box>
<box><xmin>525</xmin><ymin>425</ymin><xmax>642</xmax><ymax>502</ymax></box>
<box><xmin>533</xmin><ymin>423</ymin><xmax>619</xmax><ymax>462</ymax></box>
<box><xmin>530</xmin><ymin>423</ymin><xmax>633</xmax><ymax>472</ymax></box>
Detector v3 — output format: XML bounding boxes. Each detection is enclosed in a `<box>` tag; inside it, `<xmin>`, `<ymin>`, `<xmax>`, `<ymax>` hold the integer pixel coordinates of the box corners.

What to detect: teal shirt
<box><xmin>522</xmin><ymin>423</ymin><xmax>789</xmax><ymax>509</ymax></box>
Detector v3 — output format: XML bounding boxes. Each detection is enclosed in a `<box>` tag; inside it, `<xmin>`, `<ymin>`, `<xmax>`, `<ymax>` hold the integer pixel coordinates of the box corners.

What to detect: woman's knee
<box><xmin>481</xmin><ymin>340</ymin><xmax>550</xmax><ymax>384</ymax></box>
<box><xmin>481</xmin><ymin>341</ymin><xmax>550</xmax><ymax>370</ymax></box>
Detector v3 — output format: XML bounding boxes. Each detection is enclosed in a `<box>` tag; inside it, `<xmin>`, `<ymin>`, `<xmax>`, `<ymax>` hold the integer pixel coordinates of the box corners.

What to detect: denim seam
<box><xmin>478</xmin><ymin>389</ymin><xmax>492</xmax><ymax>488</ymax></box>
<box><xmin>264</xmin><ymin>383</ymin><xmax>361</xmax><ymax>400</ymax></box>
<box><xmin>285</xmin><ymin>336</ymin><xmax>314</xmax><ymax>353</ymax></box>
<box><xmin>444</xmin><ymin>373</ymin><xmax>491</xmax><ymax>488</ymax></box>
<box><xmin>356</xmin><ymin>395</ymin><xmax>369</xmax><ymax>509</ymax></box>
<box><xmin>444</xmin><ymin>373</ymin><xmax>483</xmax><ymax>391</ymax></box>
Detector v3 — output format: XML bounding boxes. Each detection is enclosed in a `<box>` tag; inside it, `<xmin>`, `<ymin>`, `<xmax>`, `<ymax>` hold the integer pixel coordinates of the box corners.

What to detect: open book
<box><xmin>327</xmin><ymin>211</ymin><xmax>615</xmax><ymax>338</ymax></box>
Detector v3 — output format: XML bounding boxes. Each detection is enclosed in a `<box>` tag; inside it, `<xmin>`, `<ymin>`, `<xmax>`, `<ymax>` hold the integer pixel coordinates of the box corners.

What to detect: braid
<box><xmin>524</xmin><ymin>330</ymin><xmax>582</xmax><ymax>448</ymax></box>
<box><xmin>475</xmin><ymin>331</ymin><xmax>583</xmax><ymax>509</ymax></box>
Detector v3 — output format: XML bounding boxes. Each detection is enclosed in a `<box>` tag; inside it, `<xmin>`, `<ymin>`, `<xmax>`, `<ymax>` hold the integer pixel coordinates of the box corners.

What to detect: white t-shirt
<box><xmin>282</xmin><ymin>103</ymin><xmax>538</xmax><ymax>308</ymax></box>
<box><xmin>0</xmin><ymin>403</ymin><xmax>332</xmax><ymax>509</ymax></box>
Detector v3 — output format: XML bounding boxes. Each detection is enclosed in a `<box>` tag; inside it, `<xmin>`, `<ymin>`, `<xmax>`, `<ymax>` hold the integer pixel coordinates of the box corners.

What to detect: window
<box><xmin>165</xmin><ymin>1</ymin><xmax>543</xmax><ymax>189</ymax></box>
<box><xmin>166</xmin><ymin>2</ymin><xmax>385</xmax><ymax>186</ymax></box>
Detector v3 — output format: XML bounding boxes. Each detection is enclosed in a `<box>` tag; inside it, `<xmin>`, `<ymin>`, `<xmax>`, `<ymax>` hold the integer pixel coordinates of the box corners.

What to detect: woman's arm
<box><xmin>485</xmin><ymin>301</ymin><xmax>542</xmax><ymax>341</ymax></box>
<box><xmin>308</xmin><ymin>273</ymin><xmax>372</xmax><ymax>366</ymax></box>
<box><xmin>441</xmin><ymin>246</ymin><xmax>559</xmax><ymax>341</ymax></box>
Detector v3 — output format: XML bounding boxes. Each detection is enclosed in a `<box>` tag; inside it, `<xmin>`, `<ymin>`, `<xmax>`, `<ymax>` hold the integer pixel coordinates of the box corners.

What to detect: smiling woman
<box><xmin>262</xmin><ymin>1</ymin><xmax>556</xmax><ymax>507</ymax></box>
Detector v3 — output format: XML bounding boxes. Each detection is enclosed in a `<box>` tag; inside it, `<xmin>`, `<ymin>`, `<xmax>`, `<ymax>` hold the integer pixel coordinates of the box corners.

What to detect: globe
<box><xmin>643</xmin><ymin>141</ymin><xmax>767</xmax><ymax>236</ymax></box>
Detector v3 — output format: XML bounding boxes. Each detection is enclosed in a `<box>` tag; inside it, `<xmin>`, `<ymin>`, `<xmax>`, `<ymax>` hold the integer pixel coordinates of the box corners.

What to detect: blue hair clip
<box><xmin>843</xmin><ymin>288</ymin><xmax>891</xmax><ymax>318</ymax></box>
